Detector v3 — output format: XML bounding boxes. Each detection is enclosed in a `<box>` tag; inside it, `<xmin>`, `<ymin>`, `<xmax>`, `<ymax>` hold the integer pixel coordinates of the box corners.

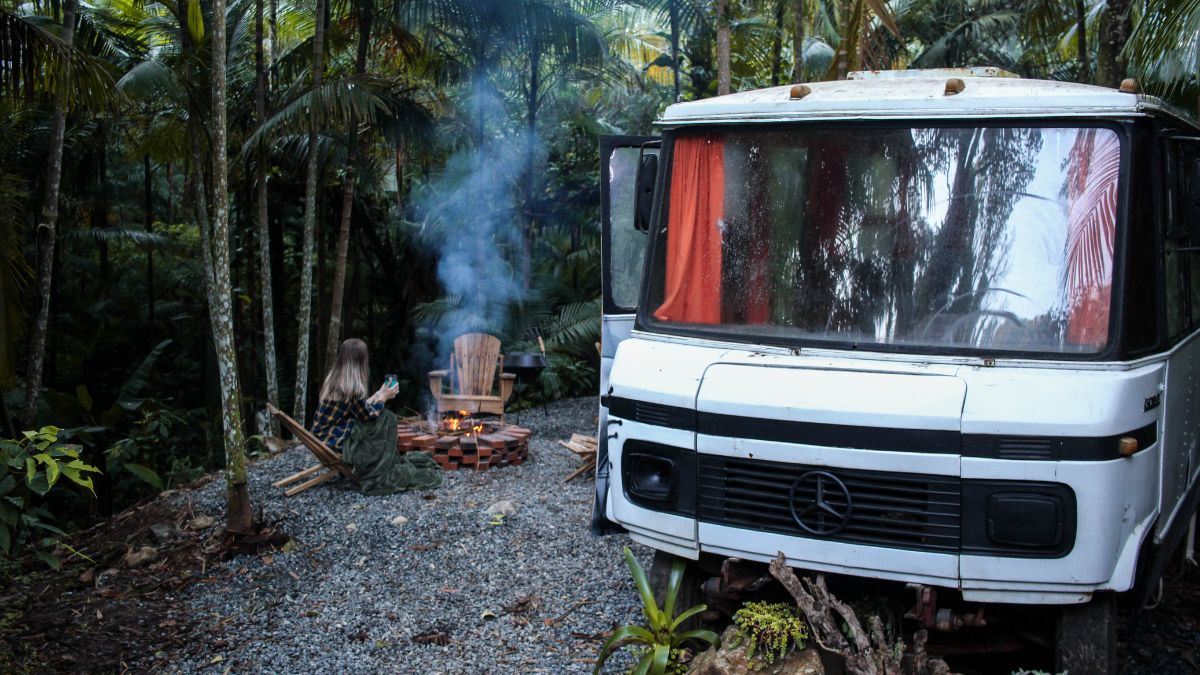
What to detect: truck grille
<box><xmin>698</xmin><ymin>455</ymin><xmax>962</xmax><ymax>553</ymax></box>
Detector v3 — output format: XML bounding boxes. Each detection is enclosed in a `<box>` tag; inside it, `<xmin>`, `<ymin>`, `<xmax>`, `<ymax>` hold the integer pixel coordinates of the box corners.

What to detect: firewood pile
<box><xmin>558</xmin><ymin>434</ymin><xmax>597</xmax><ymax>482</ymax></box>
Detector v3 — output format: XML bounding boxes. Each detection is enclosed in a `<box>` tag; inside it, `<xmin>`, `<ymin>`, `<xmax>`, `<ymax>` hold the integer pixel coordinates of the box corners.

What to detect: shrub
<box><xmin>0</xmin><ymin>426</ymin><xmax>100</xmax><ymax>568</ymax></box>
<box><xmin>730</xmin><ymin>601</ymin><xmax>809</xmax><ymax>669</ymax></box>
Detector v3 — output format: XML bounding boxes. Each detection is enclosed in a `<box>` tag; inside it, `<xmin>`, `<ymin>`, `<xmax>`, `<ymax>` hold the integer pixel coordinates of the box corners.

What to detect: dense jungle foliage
<box><xmin>1</xmin><ymin>0</ymin><xmax>1198</xmax><ymax>539</ymax></box>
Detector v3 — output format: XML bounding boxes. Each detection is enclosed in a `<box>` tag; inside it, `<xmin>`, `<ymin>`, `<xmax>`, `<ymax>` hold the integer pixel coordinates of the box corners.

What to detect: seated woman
<box><xmin>313</xmin><ymin>338</ymin><xmax>442</xmax><ymax>495</ymax></box>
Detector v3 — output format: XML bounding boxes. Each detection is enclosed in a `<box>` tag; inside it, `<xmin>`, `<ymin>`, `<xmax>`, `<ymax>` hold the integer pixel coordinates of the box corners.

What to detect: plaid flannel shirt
<box><xmin>311</xmin><ymin>397</ymin><xmax>384</xmax><ymax>450</ymax></box>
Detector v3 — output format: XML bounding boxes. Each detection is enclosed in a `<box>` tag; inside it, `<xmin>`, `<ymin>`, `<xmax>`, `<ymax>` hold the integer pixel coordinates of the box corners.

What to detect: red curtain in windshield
<box><xmin>1065</xmin><ymin>129</ymin><xmax>1119</xmax><ymax>348</ymax></box>
<box><xmin>654</xmin><ymin>135</ymin><xmax>724</xmax><ymax>324</ymax></box>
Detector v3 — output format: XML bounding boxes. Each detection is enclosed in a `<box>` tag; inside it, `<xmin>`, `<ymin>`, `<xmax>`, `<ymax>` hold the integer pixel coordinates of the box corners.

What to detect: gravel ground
<box><xmin>130</xmin><ymin>395</ymin><xmax>1198</xmax><ymax>674</ymax></box>
<box><xmin>149</xmin><ymin>397</ymin><xmax>646</xmax><ymax>674</ymax></box>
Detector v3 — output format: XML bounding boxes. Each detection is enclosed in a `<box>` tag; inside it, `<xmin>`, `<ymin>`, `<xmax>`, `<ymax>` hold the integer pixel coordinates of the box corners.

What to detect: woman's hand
<box><xmin>376</xmin><ymin>382</ymin><xmax>399</xmax><ymax>402</ymax></box>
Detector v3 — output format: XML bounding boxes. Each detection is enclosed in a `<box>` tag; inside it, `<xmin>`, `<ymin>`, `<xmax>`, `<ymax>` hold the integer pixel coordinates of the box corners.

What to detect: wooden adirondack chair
<box><xmin>267</xmin><ymin>403</ymin><xmax>356</xmax><ymax>496</ymax></box>
<box><xmin>428</xmin><ymin>333</ymin><xmax>516</xmax><ymax>418</ymax></box>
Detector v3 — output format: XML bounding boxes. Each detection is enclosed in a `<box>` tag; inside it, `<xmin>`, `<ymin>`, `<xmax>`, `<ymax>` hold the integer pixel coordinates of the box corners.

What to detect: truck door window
<box><xmin>646</xmin><ymin>125</ymin><xmax>1125</xmax><ymax>356</ymax></box>
<box><xmin>1166</xmin><ymin>138</ymin><xmax>1200</xmax><ymax>341</ymax></box>
<box><xmin>607</xmin><ymin>145</ymin><xmax>653</xmax><ymax>311</ymax></box>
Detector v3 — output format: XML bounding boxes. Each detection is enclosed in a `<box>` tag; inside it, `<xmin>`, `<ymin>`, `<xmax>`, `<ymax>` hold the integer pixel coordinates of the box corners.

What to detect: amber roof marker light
<box><xmin>789</xmin><ymin>84</ymin><xmax>812</xmax><ymax>100</ymax></box>
<box><xmin>1118</xmin><ymin>437</ymin><xmax>1139</xmax><ymax>457</ymax></box>
<box><xmin>1119</xmin><ymin>78</ymin><xmax>1140</xmax><ymax>93</ymax></box>
<box><xmin>944</xmin><ymin>78</ymin><xmax>966</xmax><ymax>95</ymax></box>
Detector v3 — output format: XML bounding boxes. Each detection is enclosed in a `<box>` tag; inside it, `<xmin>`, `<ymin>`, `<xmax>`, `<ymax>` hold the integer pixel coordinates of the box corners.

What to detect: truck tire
<box><xmin>1055</xmin><ymin>592</ymin><xmax>1118</xmax><ymax>675</ymax></box>
<box><xmin>649</xmin><ymin>550</ymin><xmax>704</xmax><ymax>627</ymax></box>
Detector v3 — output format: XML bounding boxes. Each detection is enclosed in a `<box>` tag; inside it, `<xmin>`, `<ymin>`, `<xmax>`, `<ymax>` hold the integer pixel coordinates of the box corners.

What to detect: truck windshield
<box><xmin>645</xmin><ymin>125</ymin><xmax>1123</xmax><ymax>355</ymax></box>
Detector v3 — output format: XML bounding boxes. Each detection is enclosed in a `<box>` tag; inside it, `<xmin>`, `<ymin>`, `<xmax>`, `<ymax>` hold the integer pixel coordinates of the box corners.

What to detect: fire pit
<box><xmin>396</xmin><ymin>410</ymin><xmax>531</xmax><ymax>471</ymax></box>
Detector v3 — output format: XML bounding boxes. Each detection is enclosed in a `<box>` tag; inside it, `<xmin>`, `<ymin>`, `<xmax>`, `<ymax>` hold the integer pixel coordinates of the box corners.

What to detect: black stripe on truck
<box><xmin>603</xmin><ymin>395</ymin><xmax>1156</xmax><ymax>462</ymax></box>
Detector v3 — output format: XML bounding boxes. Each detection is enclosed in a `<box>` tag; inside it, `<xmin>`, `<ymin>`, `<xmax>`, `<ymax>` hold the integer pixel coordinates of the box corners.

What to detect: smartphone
<box><xmin>385</xmin><ymin>373</ymin><xmax>398</xmax><ymax>388</ymax></box>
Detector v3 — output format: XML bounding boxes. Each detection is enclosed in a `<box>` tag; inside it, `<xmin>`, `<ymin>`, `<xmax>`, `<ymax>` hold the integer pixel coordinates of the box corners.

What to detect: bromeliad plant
<box><xmin>0</xmin><ymin>426</ymin><xmax>100</xmax><ymax>567</ymax></box>
<box><xmin>595</xmin><ymin>547</ymin><xmax>720</xmax><ymax>675</ymax></box>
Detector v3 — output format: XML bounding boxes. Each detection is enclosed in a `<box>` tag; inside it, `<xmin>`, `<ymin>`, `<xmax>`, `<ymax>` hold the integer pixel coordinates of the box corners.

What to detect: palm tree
<box><xmin>205</xmin><ymin>0</ymin><xmax>254</xmax><ymax>533</ymax></box>
<box><xmin>325</xmin><ymin>0</ymin><xmax>374</xmax><ymax>369</ymax></box>
<box><xmin>294</xmin><ymin>0</ymin><xmax>328</xmax><ymax>425</ymax></box>
<box><xmin>255</xmin><ymin>0</ymin><xmax>281</xmax><ymax>435</ymax></box>
<box><xmin>1095</xmin><ymin>0</ymin><xmax>1130</xmax><ymax>87</ymax></box>
<box><xmin>19</xmin><ymin>0</ymin><xmax>78</xmax><ymax>428</ymax></box>
<box><xmin>1128</xmin><ymin>0</ymin><xmax>1200</xmax><ymax>112</ymax></box>
<box><xmin>717</xmin><ymin>0</ymin><xmax>730</xmax><ymax>93</ymax></box>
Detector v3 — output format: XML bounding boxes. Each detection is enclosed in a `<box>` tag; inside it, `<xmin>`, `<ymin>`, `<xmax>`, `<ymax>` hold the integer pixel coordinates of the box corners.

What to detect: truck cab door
<box><xmin>593</xmin><ymin>135</ymin><xmax>660</xmax><ymax>534</ymax></box>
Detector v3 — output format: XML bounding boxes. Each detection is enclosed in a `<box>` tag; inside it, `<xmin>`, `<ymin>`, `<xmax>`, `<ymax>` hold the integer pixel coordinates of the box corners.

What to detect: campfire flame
<box><xmin>441</xmin><ymin>410</ymin><xmax>487</xmax><ymax>437</ymax></box>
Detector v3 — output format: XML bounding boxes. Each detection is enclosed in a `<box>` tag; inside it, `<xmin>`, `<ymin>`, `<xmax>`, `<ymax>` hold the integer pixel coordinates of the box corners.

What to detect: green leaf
<box><xmin>25</xmin><ymin>457</ymin><xmax>35</xmax><ymax>483</ymax></box>
<box><xmin>34</xmin><ymin>548</ymin><xmax>61</xmax><ymax>570</ymax></box>
<box><xmin>670</xmin><ymin>604</ymin><xmax>708</xmax><ymax>631</ymax></box>
<box><xmin>673</xmin><ymin>628</ymin><xmax>720</xmax><ymax>649</ymax></box>
<box><xmin>29</xmin><ymin>519</ymin><xmax>65</xmax><ymax>536</ymax></box>
<box><xmin>186</xmin><ymin>0</ymin><xmax>204</xmax><ymax>44</ymax></box>
<box><xmin>123</xmin><ymin>463</ymin><xmax>162</xmax><ymax>489</ymax></box>
<box><xmin>0</xmin><ymin>501</ymin><xmax>16</xmax><ymax>528</ymax></box>
<box><xmin>594</xmin><ymin>624</ymin><xmax>654</xmax><ymax>674</ymax></box>
<box><xmin>0</xmin><ymin>523</ymin><xmax>9</xmax><ymax>554</ymax></box>
<box><xmin>0</xmin><ymin>474</ymin><xmax>14</xmax><ymax>496</ymax></box>
<box><xmin>65</xmin><ymin>459</ymin><xmax>101</xmax><ymax>473</ymax></box>
<box><xmin>647</xmin><ymin>643</ymin><xmax>671</xmax><ymax>675</ymax></box>
<box><xmin>663</xmin><ymin>558</ymin><xmax>685</xmax><ymax>619</ymax></box>
<box><xmin>77</xmin><ymin>384</ymin><xmax>94</xmax><ymax>412</ymax></box>
<box><xmin>38</xmin><ymin>426</ymin><xmax>60</xmax><ymax>437</ymax></box>
<box><xmin>27</xmin><ymin>473</ymin><xmax>50</xmax><ymax>496</ymax></box>
<box><xmin>623</xmin><ymin>547</ymin><xmax>661</xmax><ymax>626</ymax></box>
<box><xmin>45</xmin><ymin>458</ymin><xmax>60</xmax><ymax>489</ymax></box>
<box><xmin>118</xmin><ymin>340</ymin><xmax>171</xmax><ymax>411</ymax></box>
<box><xmin>33</xmin><ymin>453</ymin><xmax>52</xmax><ymax>466</ymax></box>
<box><xmin>22</xmin><ymin>431</ymin><xmax>37</xmax><ymax>441</ymax></box>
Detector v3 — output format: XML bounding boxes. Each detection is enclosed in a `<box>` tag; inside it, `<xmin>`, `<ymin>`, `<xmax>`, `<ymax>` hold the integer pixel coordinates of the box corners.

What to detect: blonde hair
<box><xmin>319</xmin><ymin>338</ymin><xmax>370</xmax><ymax>402</ymax></box>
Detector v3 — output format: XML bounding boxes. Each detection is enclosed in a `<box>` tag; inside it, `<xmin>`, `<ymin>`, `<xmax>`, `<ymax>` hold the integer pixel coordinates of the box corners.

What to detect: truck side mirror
<box><xmin>634</xmin><ymin>153</ymin><xmax>658</xmax><ymax>232</ymax></box>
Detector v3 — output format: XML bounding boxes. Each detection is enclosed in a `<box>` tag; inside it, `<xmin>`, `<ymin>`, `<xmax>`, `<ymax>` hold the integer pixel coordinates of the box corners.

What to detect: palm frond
<box><xmin>0</xmin><ymin>9</ymin><xmax>120</xmax><ymax>111</ymax></box>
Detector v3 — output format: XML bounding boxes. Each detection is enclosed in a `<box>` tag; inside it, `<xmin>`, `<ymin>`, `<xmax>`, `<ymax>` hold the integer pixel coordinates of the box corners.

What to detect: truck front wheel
<box><xmin>1055</xmin><ymin>592</ymin><xmax>1118</xmax><ymax>675</ymax></box>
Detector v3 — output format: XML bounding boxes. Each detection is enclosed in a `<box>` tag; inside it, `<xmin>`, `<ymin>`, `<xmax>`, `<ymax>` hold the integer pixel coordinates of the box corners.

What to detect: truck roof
<box><xmin>658</xmin><ymin>68</ymin><xmax>1183</xmax><ymax>126</ymax></box>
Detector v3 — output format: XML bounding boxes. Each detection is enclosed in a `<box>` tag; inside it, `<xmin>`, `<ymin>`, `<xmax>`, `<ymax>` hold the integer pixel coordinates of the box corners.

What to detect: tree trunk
<box><xmin>1074</xmin><ymin>0</ymin><xmax>1090</xmax><ymax>83</ymax></box>
<box><xmin>791</xmin><ymin>0</ymin><xmax>804</xmax><ymax>83</ymax></box>
<box><xmin>166</xmin><ymin>161</ymin><xmax>175</xmax><ymax>223</ymax></box>
<box><xmin>522</xmin><ymin>32</ymin><xmax>539</xmax><ymax>290</ymax></box>
<box><xmin>294</xmin><ymin>0</ymin><xmax>327</xmax><ymax>425</ymax></box>
<box><xmin>209</xmin><ymin>0</ymin><xmax>253</xmax><ymax>534</ymax></box>
<box><xmin>144</xmin><ymin>154</ymin><xmax>156</xmax><ymax>325</ymax></box>
<box><xmin>1095</xmin><ymin>0</ymin><xmax>1130</xmax><ymax>88</ymax></box>
<box><xmin>716</xmin><ymin>0</ymin><xmax>730</xmax><ymax>95</ymax></box>
<box><xmin>394</xmin><ymin>139</ymin><xmax>405</xmax><ymax>213</ymax></box>
<box><xmin>256</xmin><ymin>0</ymin><xmax>280</xmax><ymax>436</ymax></box>
<box><xmin>770</xmin><ymin>0</ymin><xmax>784</xmax><ymax>86</ymax></box>
<box><xmin>670</xmin><ymin>0</ymin><xmax>680</xmax><ymax>100</ymax></box>
<box><xmin>269</xmin><ymin>0</ymin><xmax>279</xmax><ymax>90</ymax></box>
<box><xmin>22</xmin><ymin>0</ymin><xmax>76</xmax><ymax>428</ymax></box>
<box><xmin>326</xmin><ymin>0</ymin><xmax>372</xmax><ymax>365</ymax></box>
<box><xmin>836</xmin><ymin>0</ymin><xmax>850</xmax><ymax>80</ymax></box>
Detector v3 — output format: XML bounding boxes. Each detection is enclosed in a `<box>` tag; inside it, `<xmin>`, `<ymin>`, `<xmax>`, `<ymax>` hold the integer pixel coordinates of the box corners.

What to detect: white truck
<box><xmin>595</xmin><ymin>68</ymin><xmax>1200</xmax><ymax>672</ymax></box>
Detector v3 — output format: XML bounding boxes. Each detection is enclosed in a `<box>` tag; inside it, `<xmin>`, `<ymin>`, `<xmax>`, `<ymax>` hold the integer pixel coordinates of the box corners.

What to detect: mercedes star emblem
<box><xmin>788</xmin><ymin>470</ymin><xmax>853</xmax><ymax>535</ymax></box>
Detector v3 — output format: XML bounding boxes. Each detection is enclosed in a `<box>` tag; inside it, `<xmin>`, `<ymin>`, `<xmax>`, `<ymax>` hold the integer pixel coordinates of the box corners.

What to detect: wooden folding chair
<box><xmin>267</xmin><ymin>403</ymin><xmax>356</xmax><ymax>496</ymax></box>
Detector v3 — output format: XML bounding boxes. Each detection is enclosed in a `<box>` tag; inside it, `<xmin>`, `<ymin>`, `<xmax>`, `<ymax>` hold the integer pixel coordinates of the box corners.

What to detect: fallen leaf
<box><xmin>261</xmin><ymin>555</ymin><xmax>274</xmax><ymax>565</ymax></box>
<box><xmin>439</xmin><ymin>587</ymin><xmax>459</xmax><ymax>593</ymax></box>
